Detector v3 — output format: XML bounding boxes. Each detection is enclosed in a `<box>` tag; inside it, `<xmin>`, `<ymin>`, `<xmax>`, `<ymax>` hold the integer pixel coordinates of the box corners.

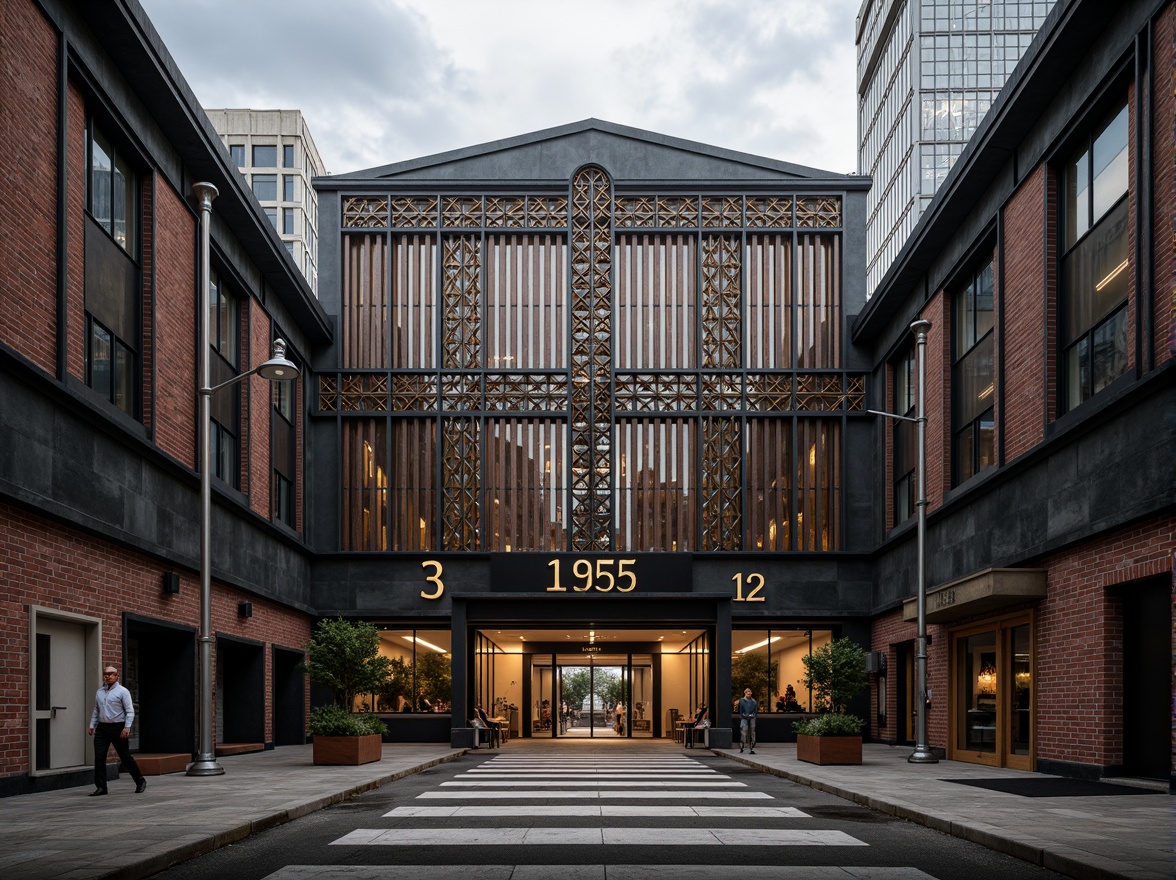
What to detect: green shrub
<box><xmin>792</xmin><ymin>713</ymin><xmax>864</xmax><ymax>737</ymax></box>
<box><xmin>307</xmin><ymin>704</ymin><xmax>388</xmax><ymax>737</ymax></box>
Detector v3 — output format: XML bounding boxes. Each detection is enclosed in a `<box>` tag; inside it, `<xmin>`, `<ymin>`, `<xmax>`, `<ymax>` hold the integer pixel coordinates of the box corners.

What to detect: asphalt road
<box><xmin>150</xmin><ymin>747</ymin><xmax>1068</xmax><ymax>880</ymax></box>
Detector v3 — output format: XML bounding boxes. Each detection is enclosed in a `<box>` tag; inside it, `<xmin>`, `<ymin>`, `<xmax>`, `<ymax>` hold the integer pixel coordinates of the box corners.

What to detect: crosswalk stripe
<box><xmin>417</xmin><ymin>790</ymin><xmax>773</xmax><ymax>799</ymax></box>
<box><xmin>458</xmin><ymin>772</ymin><xmax>724</xmax><ymax>779</ymax></box>
<box><xmin>440</xmin><ymin>779</ymin><xmax>745</xmax><ymax>787</ymax></box>
<box><xmin>331</xmin><ymin>827</ymin><xmax>866</xmax><ymax>846</ymax></box>
<box><xmin>385</xmin><ymin>805</ymin><xmax>810</xmax><ymax>818</ymax></box>
<box><xmin>266</xmin><ymin>866</ymin><xmax>936</xmax><ymax>879</ymax></box>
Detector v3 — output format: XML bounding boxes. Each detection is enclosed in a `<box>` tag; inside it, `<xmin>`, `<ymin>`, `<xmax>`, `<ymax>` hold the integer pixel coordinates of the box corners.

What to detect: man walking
<box><xmin>737</xmin><ymin>686</ymin><xmax>758</xmax><ymax>754</ymax></box>
<box><xmin>88</xmin><ymin>666</ymin><xmax>146</xmax><ymax>796</ymax></box>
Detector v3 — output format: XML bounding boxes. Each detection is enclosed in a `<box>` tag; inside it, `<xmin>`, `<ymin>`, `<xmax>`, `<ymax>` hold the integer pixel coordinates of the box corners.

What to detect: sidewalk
<box><xmin>0</xmin><ymin>741</ymin><xmax>1168</xmax><ymax>880</ymax></box>
<box><xmin>716</xmin><ymin>742</ymin><xmax>1171</xmax><ymax>880</ymax></box>
<box><xmin>0</xmin><ymin>745</ymin><xmax>464</xmax><ymax>880</ymax></box>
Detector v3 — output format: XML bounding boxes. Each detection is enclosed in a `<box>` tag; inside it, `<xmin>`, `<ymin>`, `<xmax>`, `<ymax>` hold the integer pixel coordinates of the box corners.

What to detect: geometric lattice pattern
<box><xmin>441</xmin><ymin>236</ymin><xmax>481</xmax><ymax>369</ymax></box>
<box><xmin>614</xmin><ymin>373</ymin><xmax>699</xmax><ymax>412</ymax></box>
<box><xmin>796</xmin><ymin>196</ymin><xmax>842</xmax><ymax>228</ymax></box>
<box><xmin>569</xmin><ymin>166</ymin><xmax>613</xmax><ymax>551</ymax></box>
<box><xmin>441</xmin><ymin>417</ymin><xmax>480</xmax><ymax>551</ymax></box>
<box><xmin>701</xmin><ymin>236</ymin><xmax>742</xmax><ymax>368</ymax></box>
<box><xmin>319</xmin><ymin>374</ymin><xmax>389</xmax><ymax>412</ymax></box>
<box><xmin>701</xmin><ymin>417</ymin><xmax>742</xmax><ymax>551</ymax></box>
<box><xmin>342</xmin><ymin>197</ymin><xmax>389</xmax><ymax>229</ymax></box>
<box><xmin>795</xmin><ymin>373</ymin><xmax>867</xmax><ymax>411</ymax></box>
<box><xmin>485</xmin><ymin>374</ymin><xmax>569</xmax><ymax>411</ymax></box>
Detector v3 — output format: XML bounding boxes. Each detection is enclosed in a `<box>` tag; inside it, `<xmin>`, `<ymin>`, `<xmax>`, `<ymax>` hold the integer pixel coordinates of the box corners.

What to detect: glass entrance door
<box><xmin>951</xmin><ymin>615</ymin><xmax>1033</xmax><ymax>769</ymax></box>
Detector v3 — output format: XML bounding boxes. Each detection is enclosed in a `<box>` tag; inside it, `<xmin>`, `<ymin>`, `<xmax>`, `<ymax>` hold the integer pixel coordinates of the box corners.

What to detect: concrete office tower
<box><xmin>206</xmin><ymin>109</ymin><xmax>326</xmax><ymax>295</ymax></box>
<box><xmin>856</xmin><ymin>0</ymin><xmax>1055</xmax><ymax>296</ymax></box>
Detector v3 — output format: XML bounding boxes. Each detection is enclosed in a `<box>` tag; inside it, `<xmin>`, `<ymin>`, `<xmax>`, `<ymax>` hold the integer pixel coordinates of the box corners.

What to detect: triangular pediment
<box><xmin>331</xmin><ymin>119</ymin><xmax>852</xmax><ymax>185</ymax></box>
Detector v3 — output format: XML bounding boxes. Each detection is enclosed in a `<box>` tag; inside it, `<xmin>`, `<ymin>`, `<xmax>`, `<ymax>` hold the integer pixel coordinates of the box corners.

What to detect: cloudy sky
<box><xmin>140</xmin><ymin>0</ymin><xmax>860</xmax><ymax>176</ymax></box>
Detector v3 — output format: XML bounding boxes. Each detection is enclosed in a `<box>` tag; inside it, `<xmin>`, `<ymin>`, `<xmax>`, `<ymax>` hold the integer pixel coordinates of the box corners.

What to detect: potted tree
<box><xmin>794</xmin><ymin>637</ymin><xmax>870</xmax><ymax>765</ymax></box>
<box><xmin>304</xmin><ymin>618</ymin><xmax>391</xmax><ymax>765</ymax></box>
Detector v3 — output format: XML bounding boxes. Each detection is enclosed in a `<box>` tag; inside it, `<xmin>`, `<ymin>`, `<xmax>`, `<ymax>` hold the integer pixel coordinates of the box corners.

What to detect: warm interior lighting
<box><xmin>1094</xmin><ymin>258</ymin><xmax>1129</xmax><ymax>292</ymax></box>
<box><xmin>977</xmin><ymin>663</ymin><xmax>997</xmax><ymax>695</ymax></box>
<box><xmin>737</xmin><ymin>636</ymin><xmax>781</xmax><ymax>654</ymax></box>
<box><xmin>978</xmin><ymin>383</ymin><xmax>993</xmax><ymax>400</ymax></box>
<box><xmin>403</xmin><ymin>635</ymin><xmax>448</xmax><ymax>654</ymax></box>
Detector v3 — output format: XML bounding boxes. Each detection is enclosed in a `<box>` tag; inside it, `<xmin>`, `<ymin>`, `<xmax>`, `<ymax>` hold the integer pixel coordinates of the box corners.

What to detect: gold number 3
<box><xmin>421</xmin><ymin>560</ymin><xmax>444</xmax><ymax>600</ymax></box>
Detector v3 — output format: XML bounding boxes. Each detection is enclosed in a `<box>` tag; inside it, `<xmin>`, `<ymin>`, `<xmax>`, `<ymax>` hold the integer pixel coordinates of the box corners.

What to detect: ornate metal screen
<box><xmin>327</xmin><ymin>182</ymin><xmax>860</xmax><ymax>552</ymax></box>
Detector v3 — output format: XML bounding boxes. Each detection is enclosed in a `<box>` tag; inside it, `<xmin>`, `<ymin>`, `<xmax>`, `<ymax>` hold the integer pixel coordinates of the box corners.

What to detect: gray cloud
<box><xmin>141</xmin><ymin>0</ymin><xmax>859</xmax><ymax>175</ymax></box>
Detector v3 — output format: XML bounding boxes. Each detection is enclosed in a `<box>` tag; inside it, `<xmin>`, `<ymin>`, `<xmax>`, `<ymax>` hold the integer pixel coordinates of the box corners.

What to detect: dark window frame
<box><xmin>952</xmin><ymin>258</ymin><xmax>995</xmax><ymax>485</ymax></box>
<box><xmin>209</xmin><ymin>267</ymin><xmax>241</xmax><ymax>488</ymax></box>
<box><xmin>1058</xmin><ymin>100</ymin><xmax>1130</xmax><ymax>414</ymax></box>
<box><xmin>892</xmin><ymin>348</ymin><xmax>916</xmax><ymax>526</ymax></box>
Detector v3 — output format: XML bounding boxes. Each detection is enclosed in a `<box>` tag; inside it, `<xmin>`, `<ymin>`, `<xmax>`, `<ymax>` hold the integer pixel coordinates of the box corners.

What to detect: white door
<box><xmin>34</xmin><ymin>618</ymin><xmax>89</xmax><ymax>769</ymax></box>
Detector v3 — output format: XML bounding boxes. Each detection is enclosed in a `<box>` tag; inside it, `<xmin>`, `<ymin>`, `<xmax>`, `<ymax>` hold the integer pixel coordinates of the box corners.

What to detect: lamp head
<box><xmin>256</xmin><ymin>338</ymin><xmax>300</xmax><ymax>382</ymax></box>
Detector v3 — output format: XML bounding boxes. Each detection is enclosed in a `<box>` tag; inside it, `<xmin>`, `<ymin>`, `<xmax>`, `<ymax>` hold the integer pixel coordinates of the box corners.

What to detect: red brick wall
<box><xmin>64</xmin><ymin>83</ymin><xmax>85</xmax><ymax>382</ymax></box>
<box><xmin>1001</xmin><ymin>166</ymin><xmax>1047</xmax><ymax>459</ymax></box>
<box><xmin>247</xmin><ymin>302</ymin><xmax>272</xmax><ymax>517</ymax></box>
<box><xmin>0</xmin><ymin>1</ymin><xmax>58</xmax><ymax>373</ymax></box>
<box><xmin>916</xmin><ymin>291</ymin><xmax>950</xmax><ymax>511</ymax></box>
<box><xmin>0</xmin><ymin>501</ymin><xmax>313</xmax><ymax>779</ymax></box>
<box><xmin>1154</xmin><ymin>2</ymin><xmax>1175</xmax><ymax>366</ymax></box>
<box><xmin>152</xmin><ymin>182</ymin><xmax>197</xmax><ymax>468</ymax></box>
<box><xmin>871</xmin><ymin>514</ymin><xmax>1173</xmax><ymax>768</ymax></box>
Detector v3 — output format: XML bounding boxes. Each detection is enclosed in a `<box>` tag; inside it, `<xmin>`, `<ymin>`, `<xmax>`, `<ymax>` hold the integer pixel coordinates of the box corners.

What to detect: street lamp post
<box><xmin>187</xmin><ymin>182</ymin><xmax>301</xmax><ymax>776</ymax></box>
<box><xmin>868</xmin><ymin>318</ymin><xmax>937</xmax><ymax>764</ymax></box>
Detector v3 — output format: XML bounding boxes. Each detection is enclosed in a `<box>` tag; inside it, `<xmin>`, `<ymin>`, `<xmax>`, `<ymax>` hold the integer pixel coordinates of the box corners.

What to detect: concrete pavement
<box><xmin>0</xmin><ymin>740</ymin><xmax>1167</xmax><ymax>880</ymax></box>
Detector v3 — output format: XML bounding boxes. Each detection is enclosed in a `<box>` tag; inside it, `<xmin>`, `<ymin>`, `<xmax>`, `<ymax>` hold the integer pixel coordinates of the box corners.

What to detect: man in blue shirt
<box><xmin>88</xmin><ymin>666</ymin><xmax>146</xmax><ymax>796</ymax></box>
<box><xmin>737</xmin><ymin>687</ymin><xmax>758</xmax><ymax>754</ymax></box>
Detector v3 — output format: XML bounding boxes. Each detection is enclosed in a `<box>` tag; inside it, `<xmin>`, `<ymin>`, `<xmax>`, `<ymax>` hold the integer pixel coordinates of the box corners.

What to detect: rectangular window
<box><xmin>84</xmin><ymin>119</ymin><xmax>140</xmax><ymax>416</ymax></box>
<box><xmin>283</xmin><ymin>174</ymin><xmax>295</xmax><ymax>201</ymax></box>
<box><xmin>953</xmin><ymin>259</ymin><xmax>995</xmax><ymax>484</ymax></box>
<box><xmin>252</xmin><ymin>144</ymin><xmax>277</xmax><ymax>167</ymax></box>
<box><xmin>615</xmin><ymin>419</ymin><xmax>696</xmax><ymax>551</ymax></box>
<box><xmin>893</xmin><ymin>348</ymin><xmax>915</xmax><ymax>524</ymax></box>
<box><xmin>252</xmin><ymin>174</ymin><xmax>277</xmax><ymax>201</ymax></box>
<box><xmin>283</xmin><ymin>208</ymin><xmax>295</xmax><ymax>235</ymax></box>
<box><xmin>615</xmin><ymin>235</ymin><xmax>697</xmax><ymax>369</ymax></box>
<box><xmin>265</xmin><ymin>207</ymin><xmax>278</xmax><ymax>229</ymax></box>
<box><xmin>282</xmin><ymin>144</ymin><xmax>295</xmax><ymax>168</ymax></box>
<box><xmin>229</xmin><ymin>144</ymin><xmax>245</xmax><ymax>167</ymax></box>
<box><xmin>1060</xmin><ymin>102</ymin><xmax>1130</xmax><ymax>412</ymax></box>
<box><xmin>272</xmin><ymin>367</ymin><xmax>296</xmax><ymax>528</ymax></box>
<box><xmin>485</xmin><ymin>235</ymin><xmax>567</xmax><ymax>369</ymax></box>
<box><xmin>209</xmin><ymin>269</ymin><xmax>240</xmax><ymax>488</ymax></box>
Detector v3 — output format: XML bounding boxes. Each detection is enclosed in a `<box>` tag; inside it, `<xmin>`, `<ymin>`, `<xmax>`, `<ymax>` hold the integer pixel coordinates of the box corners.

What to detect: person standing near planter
<box><xmin>88</xmin><ymin>666</ymin><xmax>146</xmax><ymax>796</ymax></box>
<box><xmin>737</xmin><ymin>687</ymin><xmax>758</xmax><ymax>754</ymax></box>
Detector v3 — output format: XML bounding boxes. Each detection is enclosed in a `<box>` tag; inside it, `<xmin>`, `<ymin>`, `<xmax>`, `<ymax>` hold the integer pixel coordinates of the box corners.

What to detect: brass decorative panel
<box><xmin>700</xmin><ymin>374</ymin><xmax>744</xmax><ymax>411</ymax></box>
<box><xmin>319</xmin><ymin>375</ymin><xmax>338</xmax><ymax>412</ymax></box>
<box><xmin>391</xmin><ymin>374</ymin><xmax>438</xmax><ymax>411</ymax></box>
<box><xmin>845</xmin><ymin>375</ymin><xmax>866</xmax><ymax>411</ymax></box>
<box><xmin>442</xmin><ymin>197</ymin><xmax>483</xmax><ymax>228</ymax></box>
<box><xmin>338</xmin><ymin>374</ymin><xmax>389</xmax><ymax>411</ymax></box>
<box><xmin>485</xmin><ymin>197</ymin><xmax>527</xmax><ymax>228</ymax></box>
<box><xmin>796</xmin><ymin>196</ymin><xmax>842</xmax><ymax>228</ymax></box>
<box><xmin>795</xmin><ymin>374</ymin><xmax>851</xmax><ymax>411</ymax></box>
<box><xmin>614</xmin><ymin>197</ymin><xmax>655</xmax><ymax>228</ymax></box>
<box><xmin>342</xmin><ymin>197</ymin><xmax>388</xmax><ymax>228</ymax></box>
<box><xmin>746</xmin><ymin>373</ymin><xmax>793</xmax><ymax>411</ymax></box>
<box><xmin>701</xmin><ymin>196</ymin><xmax>743</xmax><ymax>228</ymax></box>
<box><xmin>441</xmin><ymin>236</ymin><xmax>481</xmax><ymax>369</ymax></box>
<box><xmin>440</xmin><ymin>373</ymin><xmax>481</xmax><ymax>411</ymax></box>
<box><xmin>441</xmin><ymin>417</ymin><xmax>481</xmax><ymax>550</ymax></box>
<box><xmin>658</xmin><ymin>197</ymin><xmax>698</xmax><ymax>228</ymax></box>
<box><xmin>614</xmin><ymin>373</ymin><xmax>698</xmax><ymax>412</ymax></box>
<box><xmin>701</xmin><ymin>235</ymin><xmax>742</xmax><ymax>368</ymax></box>
<box><xmin>701</xmin><ymin>417</ymin><xmax>742</xmax><ymax>551</ymax></box>
<box><xmin>390</xmin><ymin>196</ymin><xmax>439</xmax><ymax>228</ymax></box>
<box><xmin>569</xmin><ymin>166</ymin><xmax>613</xmax><ymax>550</ymax></box>
<box><xmin>485</xmin><ymin>373</ymin><xmax>569</xmax><ymax>411</ymax></box>
<box><xmin>746</xmin><ymin>197</ymin><xmax>793</xmax><ymax>228</ymax></box>
<box><xmin>527</xmin><ymin>196</ymin><xmax>569</xmax><ymax>228</ymax></box>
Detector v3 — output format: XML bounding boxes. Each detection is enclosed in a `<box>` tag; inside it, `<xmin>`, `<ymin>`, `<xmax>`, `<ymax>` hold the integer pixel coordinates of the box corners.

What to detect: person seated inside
<box><xmin>685</xmin><ymin>704</ymin><xmax>707</xmax><ymax>748</ymax></box>
<box><xmin>780</xmin><ymin>684</ymin><xmax>802</xmax><ymax>712</ymax></box>
<box><xmin>475</xmin><ymin>704</ymin><xmax>501</xmax><ymax>748</ymax></box>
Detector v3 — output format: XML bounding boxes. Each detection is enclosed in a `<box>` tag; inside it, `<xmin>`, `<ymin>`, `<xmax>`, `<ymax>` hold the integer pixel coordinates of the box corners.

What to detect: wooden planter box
<box><xmin>796</xmin><ymin>734</ymin><xmax>862</xmax><ymax>765</ymax></box>
<box><xmin>312</xmin><ymin>733</ymin><xmax>383</xmax><ymax>765</ymax></box>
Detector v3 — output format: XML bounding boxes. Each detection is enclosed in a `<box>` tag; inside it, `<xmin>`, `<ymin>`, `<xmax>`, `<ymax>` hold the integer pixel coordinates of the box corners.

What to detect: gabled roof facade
<box><xmin>322</xmin><ymin>119</ymin><xmax>867</xmax><ymax>190</ymax></box>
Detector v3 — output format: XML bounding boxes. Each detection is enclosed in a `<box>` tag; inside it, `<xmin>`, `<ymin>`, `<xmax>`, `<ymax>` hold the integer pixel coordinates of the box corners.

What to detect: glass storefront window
<box><xmin>732</xmin><ymin>629</ymin><xmax>832</xmax><ymax>713</ymax></box>
<box><xmin>372</xmin><ymin>629</ymin><xmax>452</xmax><ymax>714</ymax></box>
